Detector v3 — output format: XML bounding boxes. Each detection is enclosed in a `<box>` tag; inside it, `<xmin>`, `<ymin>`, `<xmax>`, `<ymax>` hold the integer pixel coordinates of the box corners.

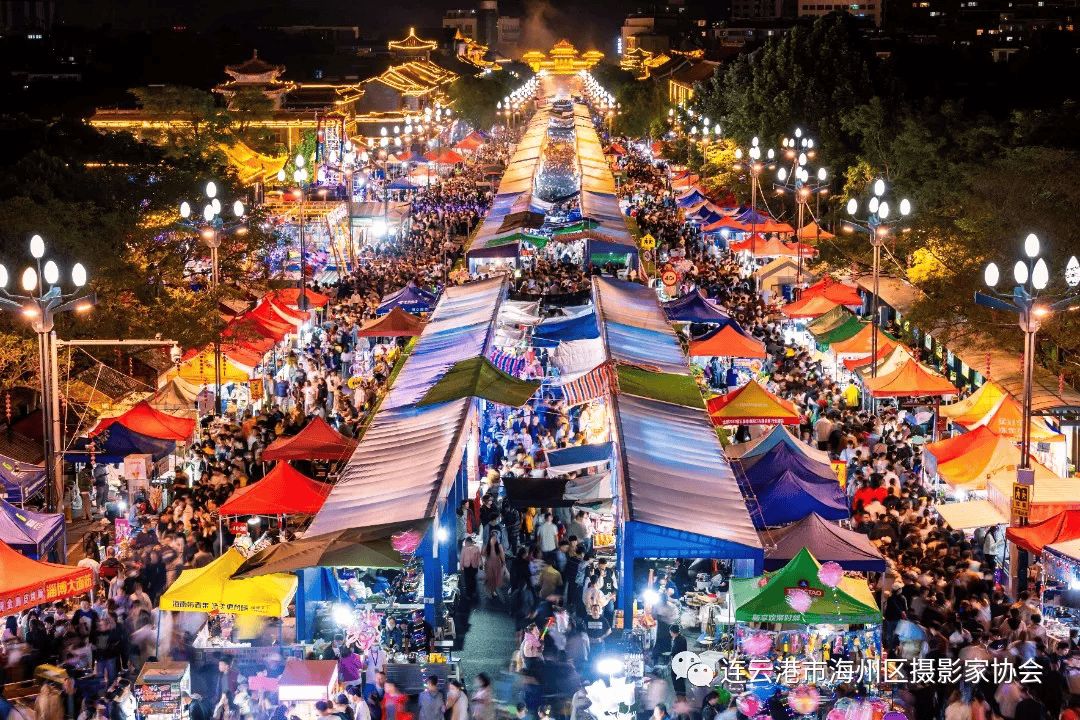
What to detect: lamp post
<box><xmin>0</xmin><ymin>235</ymin><xmax>94</xmax><ymax>514</ymax></box>
<box><xmin>278</xmin><ymin>154</ymin><xmax>311</xmax><ymax>311</ymax></box>
<box><xmin>978</xmin><ymin>236</ymin><xmax>1080</xmax><ymax>594</ymax></box>
<box><xmin>774</xmin><ymin>129</ymin><xmax>828</xmax><ymax>291</ymax></box>
<box><xmin>844</xmin><ymin>179</ymin><xmax>913</xmax><ymax>375</ymax></box>
<box><xmin>733</xmin><ymin>137</ymin><xmax>776</xmax><ymax>267</ymax></box>
<box><xmin>180</xmin><ymin>182</ymin><xmax>246</xmax><ymax>414</ymax></box>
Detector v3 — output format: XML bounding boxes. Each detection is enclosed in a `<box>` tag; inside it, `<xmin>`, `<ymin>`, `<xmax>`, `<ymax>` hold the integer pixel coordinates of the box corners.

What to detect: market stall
<box><xmin>0</xmin><ymin>539</ymin><xmax>94</xmax><ymax>611</ymax></box>
<box><xmin>277</xmin><ymin>658</ymin><xmax>339</xmax><ymax>707</ymax></box>
<box><xmin>0</xmin><ymin>455</ymin><xmax>46</xmax><ymax>505</ymax></box>
<box><xmin>0</xmin><ymin>499</ymin><xmax>65</xmax><ymax>561</ymax></box>
<box><xmin>355</xmin><ymin>307</ymin><xmax>426</xmax><ymax>337</ymax></box>
<box><xmin>707</xmin><ymin>380</ymin><xmax>801</xmax><ymax>426</ymax></box>
<box><xmin>91</xmin><ymin>400</ymin><xmax>196</xmax><ymax>442</ymax></box>
<box><xmin>762</xmin><ymin>512</ymin><xmax>886</xmax><ymax>572</ymax></box>
<box><xmin>377</xmin><ymin>281</ymin><xmax>439</xmax><ymax>315</ymax></box>
<box><xmin>218</xmin><ymin>461</ymin><xmax>330</xmax><ymax>517</ymax></box>
<box><xmin>662</xmin><ymin>293</ymin><xmax>733</xmax><ymax>324</ymax></box>
<box><xmin>135</xmin><ymin>661</ymin><xmax>191</xmax><ymax>720</ymax></box>
<box><xmin>687</xmin><ymin>325</ymin><xmax>767</xmax><ymax>360</ymax></box>
<box><xmin>261</xmin><ymin>416</ymin><xmax>359</xmax><ymax>462</ymax></box>
<box><xmin>732</xmin><ymin>444</ymin><xmax>848</xmax><ymax>528</ymax></box>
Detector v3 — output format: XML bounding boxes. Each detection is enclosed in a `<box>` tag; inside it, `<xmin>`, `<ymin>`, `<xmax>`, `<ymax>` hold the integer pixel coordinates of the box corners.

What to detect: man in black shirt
<box><xmin>583</xmin><ymin>604</ymin><xmax>611</xmax><ymax>651</ymax></box>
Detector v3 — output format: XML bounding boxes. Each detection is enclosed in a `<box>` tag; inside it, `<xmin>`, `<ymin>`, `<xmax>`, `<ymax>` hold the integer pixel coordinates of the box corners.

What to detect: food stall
<box><xmin>135</xmin><ymin>662</ymin><xmax>191</xmax><ymax>720</ymax></box>
<box><xmin>278</xmin><ymin>659</ymin><xmax>339</xmax><ymax>711</ymax></box>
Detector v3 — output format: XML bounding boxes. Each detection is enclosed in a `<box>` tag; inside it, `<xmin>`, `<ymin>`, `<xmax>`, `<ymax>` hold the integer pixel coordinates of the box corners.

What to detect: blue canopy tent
<box><xmin>0</xmin><ymin>456</ymin><xmax>46</xmax><ymax>504</ymax></box>
<box><xmin>676</xmin><ymin>189</ymin><xmax>707</xmax><ymax>208</ymax></box>
<box><xmin>65</xmin><ymin>425</ymin><xmax>176</xmax><ymax>464</ymax></box>
<box><xmin>734</xmin><ymin>207</ymin><xmax>771</xmax><ymax>225</ymax></box>
<box><xmin>377</xmin><ymin>281</ymin><xmax>439</xmax><ymax>315</ymax></box>
<box><xmin>743</xmin><ymin>469</ymin><xmax>849</xmax><ymax>528</ymax></box>
<box><xmin>726</xmin><ymin>423</ymin><xmax>832</xmax><ymax>464</ymax></box>
<box><xmin>531</xmin><ymin>312</ymin><xmax>600</xmax><ymax>348</ymax></box>
<box><xmin>544</xmin><ymin>442</ymin><xmax>614</xmax><ymax>474</ymax></box>
<box><xmin>662</xmin><ymin>293</ymin><xmax>734</xmax><ymax>324</ymax></box>
<box><xmin>586</xmin><ymin>239</ymin><xmax>638</xmax><ymax>269</ymax></box>
<box><xmin>387</xmin><ymin>177</ymin><xmax>420</xmax><ymax>191</ymax></box>
<box><xmin>295</xmin><ymin>566</ymin><xmax>352</xmax><ymax>641</ymax></box>
<box><xmin>736</xmin><ymin>442</ymin><xmax>839</xmax><ymax>484</ymax></box>
<box><xmin>0</xmin><ymin>499</ymin><xmax>66</xmax><ymax>561</ymax></box>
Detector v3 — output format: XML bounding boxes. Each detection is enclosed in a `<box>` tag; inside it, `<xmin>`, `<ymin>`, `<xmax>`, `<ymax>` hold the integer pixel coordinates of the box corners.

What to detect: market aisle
<box><xmin>456</xmin><ymin>599</ymin><xmax>517</xmax><ymax>684</ymax></box>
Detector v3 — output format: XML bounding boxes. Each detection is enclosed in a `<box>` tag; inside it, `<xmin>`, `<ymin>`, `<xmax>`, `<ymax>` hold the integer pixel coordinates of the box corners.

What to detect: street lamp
<box><xmin>775</xmin><ymin>131</ymin><xmax>829</xmax><ymax>289</ymax></box>
<box><xmin>844</xmin><ymin>179</ymin><xmax>912</xmax><ymax>375</ymax></box>
<box><xmin>733</xmin><ymin>137</ymin><xmax>777</xmax><ymax>262</ymax></box>
<box><xmin>0</xmin><ymin>235</ymin><xmax>94</xmax><ymax>513</ymax></box>
<box><xmin>278</xmin><ymin>154</ymin><xmax>312</xmax><ymax>311</ymax></box>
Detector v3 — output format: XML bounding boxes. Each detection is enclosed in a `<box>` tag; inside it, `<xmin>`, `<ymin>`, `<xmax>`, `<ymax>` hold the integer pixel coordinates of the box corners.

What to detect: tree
<box><xmin>227</xmin><ymin>87</ymin><xmax>278</xmax><ymax>153</ymax></box>
<box><xmin>131</xmin><ymin>85</ymin><xmax>232</xmax><ymax>160</ymax></box>
<box><xmin>448</xmin><ymin>71</ymin><xmax>520</xmax><ymax>131</ymax></box>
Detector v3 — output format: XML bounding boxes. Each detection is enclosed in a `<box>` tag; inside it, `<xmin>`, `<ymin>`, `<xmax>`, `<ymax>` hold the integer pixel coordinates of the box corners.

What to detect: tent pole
<box><xmin>155</xmin><ymin>608</ymin><xmax>161</xmax><ymax>658</ymax></box>
<box><xmin>218</xmin><ymin>516</ymin><xmax>224</xmax><ymax>555</ymax></box>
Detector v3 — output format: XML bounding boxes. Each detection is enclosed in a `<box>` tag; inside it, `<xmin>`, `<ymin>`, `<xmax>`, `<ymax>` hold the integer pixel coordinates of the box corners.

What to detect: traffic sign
<box><xmin>640</xmin><ymin>233</ymin><xmax>657</xmax><ymax>250</ymax></box>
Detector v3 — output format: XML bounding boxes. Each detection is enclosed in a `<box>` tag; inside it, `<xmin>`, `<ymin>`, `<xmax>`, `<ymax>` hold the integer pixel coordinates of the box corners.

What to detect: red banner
<box><xmin>0</xmin><ymin>566</ymin><xmax>94</xmax><ymax>614</ymax></box>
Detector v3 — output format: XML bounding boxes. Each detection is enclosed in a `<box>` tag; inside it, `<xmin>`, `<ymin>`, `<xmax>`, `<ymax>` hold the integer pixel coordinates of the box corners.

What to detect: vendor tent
<box><xmin>764</xmin><ymin>512</ymin><xmax>886</xmax><ymax>571</ymax></box>
<box><xmin>936</xmin><ymin>433</ymin><xmax>1057</xmax><ymax>492</ymax></box>
<box><xmin>176</xmin><ymin>347</ymin><xmax>251</xmax><ymax>384</ymax></box>
<box><xmin>149</xmin><ymin>377</ymin><xmax>200</xmax><ymax>417</ymax></box>
<box><xmin>544</xmin><ymin>442</ymin><xmax>613</xmax><ymax>474</ymax></box>
<box><xmin>856</xmin><ymin>344</ymin><xmax>917</xmax><ymax>380</ymax></box>
<box><xmin>781</xmin><ymin>295</ymin><xmax>841</xmax><ymax>319</ymax></box>
<box><xmin>814</xmin><ymin>316</ymin><xmax>865</xmax><ymax>347</ymax></box>
<box><xmin>1045</xmin><ymin>539</ymin><xmax>1080</xmax><ymax>580</ymax></box>
<box><xmin>662</xmin><ymin>293</ymin><xmax>732</xmax><ymax>324</ymax></box>
<box><xmin>808</xmin><ymin>306</ymin><xmax>856</xmax><ymax>337</ymax></box>
<box><xmin>532</xmin><ymin>312</ymin><xmax>601</xmax><ymax>346</ymax></box>
<box><xmin>935</xmin><ymin>500</ymin><xmax>1008</xmax><ymax>530</ymax></box>
<box><xmin>731</xmin><ymin>548</ymin><xmax>881</xmax><ymax>624</ymax></box>
<box><xmin>1006</xmin><ymin>509</ymin><xmax>1080</xmax><ymax>555</ymax></box>
<box><xmin>940</xmin><ymin>381</ymin><xmax>1007</xmax><ymax>424</ymax></box>
<box><xmin>66</xmin><ymin>424</ymin><xmax>175</xmax><ymax>464</ymax></box>
<box><xmin>355</xmin><ymin>307</ymin><xmax>425</xmax><ymax>337</ymax></box>
<box><xmin>91</xmin><ymin>401</ymin><xmax>196</xmax><ymax>441</ymax></box>
<box><xmin>802</xmin><ymin>278</ymin><xmax>864</xmax><ymax>307</ymax></box>
<box><xmin>233</xmin><ymin>527</ymin><xmax>412</xmax><ymax>578</ymax></box>
<box><xmin>261</xmin><ymin>417</ymin><xmax>358</xmax><ymax>462</ymax></box>
<box><xmin>424</xmin><ymin>149</ymin><xmax>465</xmax><ymax>164</ymax></box>
<box><xmin>736</xmin><ymin>442</ymin><xmax>840</xmax><ymax>484</ymax></box>
<box><xmin>743</xmin><ymin>468</ymin><xmax>849</xmax><ymax>528</ymax></box>
<box><xmin>688</xmin><ymin>325</ymin><xmax>766</xmax><ymax>359</ymax></box>
<box><xmin>160</xmin><ymin>548</ymin><xmax>297</xmax><ymax>616</ymax></box>
<box><xmin>964</xmin><ymin>394</ymin><xmax>1064</xmax><ymax>442</ymax></box>
<box><xmin>219</xmin><ymin>462</ymin><xmax>329</xmax><ymax>517</ymax></box>
<box><xmin>864</xmin><ymin>358</ymin><xmax>957</xmax><ymax>398</ymax></box>
<box><xmin>0</xmin><ymin>500</ymin><xmax>64</xmax><ymax>560</ymax></box>
<box><xmin>267</xmin><ymin>288</ymin><xmax>331</xmax><ymax>309</ymax></box>
<box><xmin>0</xmin><ymin>540</ymin><xmax>93</xmax><ymax>611</ymax></box>
<box><xmin>842</xmin><ymin>344</ymin><xmax>893</xmax><ymax>372</ymax></box>
<box><xmin>829</xmin><ymin>324</ymin><xmax>896</xmax><ymax>357</ymax></box>
<box><xmin>796</xmin><ymin>221</ymin><xmax>834</xmax><ymax>241</ymax></box>
<box><xmin>417</xmin><ymin>357</ymin><xmax>540</xmax><ymax>407</ymax></box>
<box><xmin>0</xmin><ymin>456</ymin><xmax>46</xmax><ymax>504</ymax></box>
<box><xmin>676</xmin><ymin>189</ymin><xmax>707</xmax><ymax>208</ymax></box>
<box><xmin>725</xmin><ymin>423</ymin><xmax>831</xmax><ymax>465</ymax></box>
<box><xmin>924</xmin><ymin>425</ymin><xmax>999</xmax><ymax>474</ymax></box>
<box><xmin>378</xmin><ymin>281</ymin><xmax>439</xmax><ymax>315</ymax></box>
<box><xmin>707</xmin><ymin>380</ymin><xmax>801</xmax><ymax>425</ymax></box>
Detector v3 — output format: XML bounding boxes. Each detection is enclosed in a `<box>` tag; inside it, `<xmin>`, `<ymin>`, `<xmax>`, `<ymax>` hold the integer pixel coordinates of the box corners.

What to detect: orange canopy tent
<box><xmin>1007</xmin><ymin>510</ymin><xmax>1080</xmax><ymax>555</ymax></box>
<box><xmin>936</xmin><ymin>433</ymin><xmax>1057</xmax><ymax>492</ymax></box>
<box><xmin>939</xmin><ymin>381</ymin><xmax>1007</xmax><ymax>425</ymax></box>
<box><xmin>454</xmin><ymin>135</ymin><xmax>483</xmax><ymax>151</ymax></box>
<box><xmin>924</xmin><ymin>425</ymin><xmax>1000</xmax><ymax>468</ymax></box>
<box><xmin>782</xmin><ymin>295</ymin><xmax>841</xmax><ymax>319</ymax></box>
<box><xmin>829</xmin><ymin>324</ymin><xmax>897</xmax><ymax>356</ymax></box>
<box><xmin>688</xmin><ymin>325</ymin><xmax>767</xmax><ymax>359</ymax></box>
<box><xmin>425</xmin><ymin>149</ymin><xmax>465</xmax><ymax>164</ymax></box>
<box><xmin>963</xmin><ymin>393</ymin><xmax>1064</xmax><ymax>443</ymax></box>
<box><xmin>266</xmin><ymin>288</ymin><xmax>331</xmax><ymax>309</ymax></box>
<box><xmin>219</xmin><ymin>462</ymin><xmax>329</xmax><ymax>516</ymax></box>
<box><xmin>0</xmin><ymin>540</ymin><xmax>94</xmax><ymax>611</ymax></box>
<box><xmin>843</xmin><ymin>343</ymin><xmax>894</xmax><ymax>372</ymax></box>
<box><xmin>708</xmin><ymin>380</ymin><xmax>801</xmax><ymax>425</ymax></box>
<box><xmin>863</xmin><ymin>359</ymin><xmax>957</xmax><ymax>398</ymax></box>
<box><xmin>797</xmin><ymin>221</ymin><xmax>835</xmax><ymax>241</ymax></box>
<box><xmin>703</xmin><ymin>216</ymin><xmax>753</xmax><ymax>233</ymax></box>
<box><xmin>220</xmin><ymin>343</ymin><xmax>264</xmax><ymax>368</ymax></box>
<box><xmin>261</xmin><ymin>416</ymin><xmax>359</xmax><ymax>462</ymax></box>
<box><xmin>756</xmin><ymin>220</ymin><xmax>796</xmax><ymax>234</ymax></box>
<box><xmin>802</xmin><ymin>278</ymin><xmax>864</xmax><ymax>307</ymax></box>
<box><xmin>355</xmin><ymin>307</ymin><xmax>425</xmax><ymax>338</ymax></box>
<box><xmin>91</xmin><ymin>401</ymin><xmax>196</xmax><ymax>442</ymax></box>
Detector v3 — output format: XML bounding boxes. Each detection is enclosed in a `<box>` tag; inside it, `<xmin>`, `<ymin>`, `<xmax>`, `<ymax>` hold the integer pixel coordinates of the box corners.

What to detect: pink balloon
<box><xmin>818</xmin><ymin>561</ymin><xmax>844</xmax><ymax>588</ymax></box>
<box><xmin>789</xmin><ymin>687</ymin><xmax>821</xmax><ymax>715</ymax></box>
<box><xmin>757</xmin><ymin>576</ymin><xmax>769</xmax><ymax>588</ymax></box>
<box><xmin>828</xmin><ymin>710</ymin><xmax>848</xmax><ymax>720</ymax></box>
<box><xmin>736</xmin><ymin>693</ymin><xmax>761</xmax><ymax>717</ymax></box>
<box><xmin>741</xmin><ymin>633</ymin><xmax>773</xmax><ymax>657</ymax></box>
<box><xmin>786</xmin><ymin>588</ymin><xmax>813</xmax><ymax>613</ymax></box>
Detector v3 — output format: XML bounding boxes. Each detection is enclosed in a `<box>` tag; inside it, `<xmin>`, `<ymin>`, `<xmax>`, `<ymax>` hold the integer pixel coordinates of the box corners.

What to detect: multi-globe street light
<box><xmin>775</xmin><ymin>128</ymin><xmax>829</xmax><ymax>288</ymax></box>
<box><xmin>844</xmin><ymin>179</ymin><xmax>913</xmax><ymax>375</ymax></box>
<box><xmin>0</xmin><ymin>235</ymin><xmax>94</xmax><ymax>512</ymax></box>
<box><xmin>277</xmin><ymin>154</ymin><xmax>314</xmax><ymax>311</ymax></box>
<box><xmin>733</xmin><ymin>137</ymin><xmax>777</xmax><ymax>260</ymax></box>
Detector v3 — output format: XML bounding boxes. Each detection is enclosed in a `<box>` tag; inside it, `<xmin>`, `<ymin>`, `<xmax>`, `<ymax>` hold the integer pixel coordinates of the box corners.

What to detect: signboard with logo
<box><xmin>1012</xmin><ymin>482</ymin><xmax>1031</xmax><ymax>521</ymax></box>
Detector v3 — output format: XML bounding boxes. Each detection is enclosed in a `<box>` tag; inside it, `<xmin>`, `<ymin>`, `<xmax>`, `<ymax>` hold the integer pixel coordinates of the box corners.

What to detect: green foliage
<box><xmin>592</xmin><ymin>64</ymin><xmax>670</xmax><ymax>140</ymax></box>
<box><xmin>130</xmin><ymin>85</ymin><xmax>232</xmax><ymax>161</ymax></box>
<box><xmin>227</xmin><ymin>87</ymin><xmax>278</xmax><ymax>154</ymax></box>
<box><xmin>448</xmin><ymin>71</ymin><xmax>520</xmax><ymax>131</ymax></box>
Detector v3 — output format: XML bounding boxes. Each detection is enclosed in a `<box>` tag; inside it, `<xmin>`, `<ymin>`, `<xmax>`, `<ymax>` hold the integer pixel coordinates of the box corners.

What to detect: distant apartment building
<box><xmin>442</xmin><ymin>0</ymin><xmax>520</xmax><ymax>52</ymax></box>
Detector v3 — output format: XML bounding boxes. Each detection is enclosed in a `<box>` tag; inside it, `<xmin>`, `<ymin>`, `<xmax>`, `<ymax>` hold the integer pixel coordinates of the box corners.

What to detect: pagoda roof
<box><xmin>225</xmin><ymin>50</ymin><xmax>284</xmax><ymax>79</ymax></box>
<box><xmin>369</xmin><ymin>60</ymin><xmax>456</xmax><ymax>95</ymax></box>
<box><xmin>551</xmin><ymin>39</ymin><xmax>579</xmax><ymax>55</ymax></box>
<box><xmin>389</xmin><ymin>27</ymin><xmax>438</xmax><ymax>52</ymax></box>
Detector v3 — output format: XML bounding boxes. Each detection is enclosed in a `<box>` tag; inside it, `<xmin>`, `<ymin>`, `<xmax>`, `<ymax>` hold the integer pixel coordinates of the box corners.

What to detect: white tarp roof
<box><xmin>935</xmin><ymin>500</ymin><xmax>1008</xmax><ymax>530</ymax></box>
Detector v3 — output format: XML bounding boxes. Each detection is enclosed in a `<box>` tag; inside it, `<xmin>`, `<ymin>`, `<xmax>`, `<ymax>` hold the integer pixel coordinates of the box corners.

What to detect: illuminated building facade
<box><xmin>521</xmin><ymin>40</ymin><xmax>604</xmax><ymax>74</ymax></box>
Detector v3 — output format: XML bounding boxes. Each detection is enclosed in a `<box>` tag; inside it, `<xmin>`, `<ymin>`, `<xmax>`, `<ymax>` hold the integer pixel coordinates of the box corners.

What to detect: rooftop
<box><xmin>225</xmin><ymin>50</ymin><xmax>284</xmax><ymax>79</ymax></box>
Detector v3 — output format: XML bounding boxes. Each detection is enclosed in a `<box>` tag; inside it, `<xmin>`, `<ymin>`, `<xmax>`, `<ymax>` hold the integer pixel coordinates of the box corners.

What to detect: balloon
<box><xmin>736</xmin><ymin>693</ymin><xmax>761</xmax><ymax>717</ymax></box>
<box><xmin>757</xmin><ymin>577</ymin><xmax>769</xmax><ymax>588</ymax></box>
<box><xmin>741</xmin><ymin>633</ymin><xmax>773</xmax><ymax>657</ymax></box>
<box><xmin>828</xmin><ymin>710</ymin><xmax>848</xmax><ymax>720</ymax></box>
<box><xmin>788</xmin><ymin>687</ymin><xmax>821</xmax><ymax>715</ymax></box>
<box><xmin>818</xmin><ymin>561</ymin><xmax>844</xmax><ymax>588</ymax></box>
<box><xmin>786</xmin><ymin>589</ymin><xmax>813</xmax><ymax>613</ymax></box>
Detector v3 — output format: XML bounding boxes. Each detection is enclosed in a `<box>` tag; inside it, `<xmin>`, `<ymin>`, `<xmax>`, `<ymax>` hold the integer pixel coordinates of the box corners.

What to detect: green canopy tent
<box><xmin>730</xmin><ymin>547</ymin><xmax>881</xmax><ymax>625</ymax></box>
<box><xmin>419</xmin><ymin>357</ymin><xmax>540</xmax><ymax>407</ymax></box>
<box><xmin>813</xmin><ymin>317</ymin><xmax>865</xmax><ymax>349</ymax></box>
<box><xmin>615</xmin><ymin>365</ymin><xmax>704</xmax><ymax>409</ymax></box>
<box><xmin>807</xmin><ymin>306</ymin><xmax>856</xmax><ymax>337</ymax></box>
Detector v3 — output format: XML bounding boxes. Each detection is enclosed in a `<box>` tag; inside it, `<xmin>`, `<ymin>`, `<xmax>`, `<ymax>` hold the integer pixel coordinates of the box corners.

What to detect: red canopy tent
<box><xmin>802</xmin><ymin>278</ymin><xmax>864</xmax><ymax>307</ymax></box>
<box><xmin>355</xmin><ymin>307</ymin><xmax>425</xmax><ymax>337</ymax></box>
<box><xmin>221</xmin><ymin>343</ymin><xmax>265</xmax><ymax>368</ymax></box>
<box><xmin>250</xmin><ymin>298</ymin><xmax>309</xmax><ymax>327</ymax></box>
<box><xmin>92</xmin><ymin>401</ymin><xmax>196</xmax><ymax>441</ymax></box>
<box><xmin>454</xmin><ymin>135</ymin><xmax>483</xmax><ymax>152</ymax></box>
<box><xmin>0</xmin><ymin>540</ymin><xmax>93</xmax><ymax>611</ymax></box>
<box><xmin>688</xmin><ymin>326</ymin><xmax>767</xmax><ymax>359</ymax></box>
<box><xmin>266</xmin><ymin>288</ymin><xmax>331</xmax><ymax>309</ymax></box>
<box><xmin>864</xmin><ymin>359</ymin><xmax>957</xmax><ymax>398</ymax></box>
<box><xmin>225</xmin><ymin>314</ymin><xmax>289</xmax><ymax>345</ymax></box>
<box><xmin>1007</xmin><ymin>510</ymin><xmax>1080</xmax><ymax>555</ymax></box>
<box><xmin>219</xmin><ymin>462</ymin><xmax>329</xmax><ymax>516</ymax></box>
<box><xmin>425</xmin><ymin>149</ymin><xmax>465</xmax><ymax>164</ymax></box>
<box><xmin>703</xmin><ymin>217</ymin><xmax>753</xmax><ymax>233</ymax></box>
<box><xmin>261</xmin><ymin>416</ymin><xmax>359</xmax><ymax>461</ymax></box>
<box><xmin>781</xmin><ymin>295</ymin><xmax>841</xmax><ymax>319</ymax></box>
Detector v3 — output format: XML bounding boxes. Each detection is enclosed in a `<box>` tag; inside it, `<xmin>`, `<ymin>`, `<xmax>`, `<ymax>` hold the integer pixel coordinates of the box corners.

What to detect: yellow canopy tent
<box><xmin>939</xmin><ymin>381</ymin><xmax>1007</xmax><ymax>425</ymax></box>
<box><xmin>964</xmin><ymin>393</ymin><xmax>1064</xmax><ymax>443</ymax></box>
<box><xmin>160</xmin><ymin>548</ymin><xmax>297</xmax><ymax>616</ymax></box>
<box><xmin>174</xmin><ymin>347</ymin><xmax>251</xmax><ymax>384</ymax></box>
